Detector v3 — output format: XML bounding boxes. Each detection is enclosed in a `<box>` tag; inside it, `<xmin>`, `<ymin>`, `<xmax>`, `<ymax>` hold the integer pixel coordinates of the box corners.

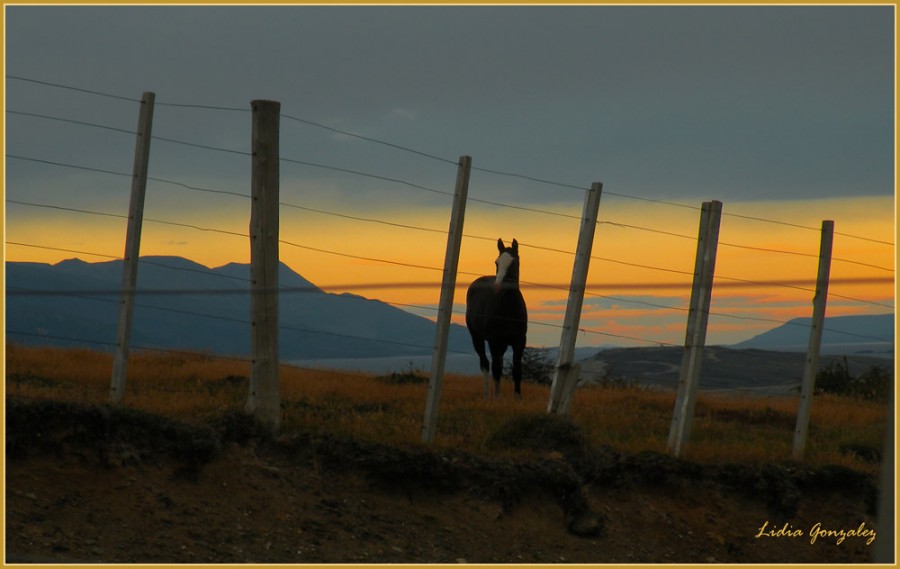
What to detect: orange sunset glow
<box><xmin>6</xmin><ymin>192</ymin><xmax>894</xmax><ymax>348</ymax></box>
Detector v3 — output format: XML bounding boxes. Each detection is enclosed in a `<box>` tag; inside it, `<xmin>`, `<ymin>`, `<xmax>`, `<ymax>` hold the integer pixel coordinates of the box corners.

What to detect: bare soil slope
<box><xmin>6</xmin><ymin>399</ymin><xmax>881</xmax><ymax>564</ymax></box>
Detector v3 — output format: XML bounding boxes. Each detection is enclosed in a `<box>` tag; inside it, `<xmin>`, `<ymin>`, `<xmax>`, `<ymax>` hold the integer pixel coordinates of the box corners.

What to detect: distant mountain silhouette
<box><xmin>6</xmin><ymin>256</ymin><xmax>472</xmax><ymax>360</ymax></box>
<box><xmin>733</xmin><ymin>313</ymin><xmax>894</xmax><ymax>356</ymax></box>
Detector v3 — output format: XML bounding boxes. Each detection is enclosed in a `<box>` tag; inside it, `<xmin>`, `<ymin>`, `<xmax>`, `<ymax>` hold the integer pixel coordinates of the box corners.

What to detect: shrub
<box><xmin>814</xmin><ymin>358</ymin><xmax>853</xmax><ymax>395</ymax></box>
<box><xmin>377</xmin><ymin>362</ymin><xmax>428</xmax><ymax>385</ymax></box>
<box><xmin>505</xmin><ymin>347</ymin><xmax>556</xmax><ymax>385</ymax></box>
<box><xmin>815</xmin><ymin>357</ymin><xmax>892</xmax><ymax>402</ymax></box>
<box><xmin>485</xmin><ymin>413</ymin><xmax>588</xmax><ymax>458</ymax></box>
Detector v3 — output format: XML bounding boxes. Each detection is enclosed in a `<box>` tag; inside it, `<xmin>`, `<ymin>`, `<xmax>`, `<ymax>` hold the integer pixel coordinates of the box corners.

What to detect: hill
<box><xmin>580</xmin><ymin>345</ymin><xmax>893</xmax><ymax>395</ymax></box>
<box><xmin>5</xmin><ymin>256</ymin><xmax>472</xmax><ymax>360</ymax></box>
<box><xmin>733</xmin><ymin>313</ymin><xmax>894</xmax><ymax>357</ymax></box>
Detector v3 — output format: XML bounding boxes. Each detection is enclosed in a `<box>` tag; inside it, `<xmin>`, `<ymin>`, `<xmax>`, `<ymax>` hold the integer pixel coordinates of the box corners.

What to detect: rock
<box><xmin>567</xmin><ymin>512</ymin><xmax>603</xmax><ymax>537</ymax></box>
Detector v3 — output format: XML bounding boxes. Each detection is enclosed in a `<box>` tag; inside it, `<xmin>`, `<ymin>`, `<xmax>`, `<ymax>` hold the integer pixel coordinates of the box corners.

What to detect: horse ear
<box><xmin>497</xmin><ymin>238</ymin><xmax>505</xmax><ymax>253</ymax></box>
<box><xmin>511</xmin><ymin>239</ymin><xmax>518</xmax><ymax>253</ymax></box>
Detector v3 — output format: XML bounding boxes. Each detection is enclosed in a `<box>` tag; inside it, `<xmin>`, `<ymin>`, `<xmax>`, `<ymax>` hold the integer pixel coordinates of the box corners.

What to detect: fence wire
<box><xmin>6</xmin><ymin>74</ymin><xmax>895</xmax><ymax>384</ymax></box>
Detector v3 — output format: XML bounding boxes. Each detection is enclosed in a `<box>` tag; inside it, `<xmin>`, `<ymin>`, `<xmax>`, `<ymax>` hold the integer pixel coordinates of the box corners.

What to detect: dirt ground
<box><xmin>5</xmin><ymin>399</ymin><xmax>883</xmax><ymax>564</ymax></box>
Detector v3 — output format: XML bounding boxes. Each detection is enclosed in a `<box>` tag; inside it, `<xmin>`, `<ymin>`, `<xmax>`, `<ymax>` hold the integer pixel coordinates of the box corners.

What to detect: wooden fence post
<box><xmin>547</xmin><ymin>182</ymin><xmax>603</xmax><ymax>415</ymax></box>
<box><xmin>667</xmin><ymin>200</ymin><xmax>722</xmax><ymax>456</ymax></box>
<box><xmin>110</xmin><ymin>91</ymin><xmax>155</xmax><ymax>405</ymax></box>
<box><xmin>246</xmin><ymin>99</ymin><xmax>281</xmax><ymax>432</ymax></box>
<box><xmin>792</xmin><ymin>220</ymin><xmax>834</xmax><ymax>459</ymax></box>
<box><xmin>422</xmin><ymin>155</ymin><xmax>472</xmax><ymax>444</ymax></box>
<box><xmin>873</xmin><ymin>382</ymin><xmax>895</xmax><ymax>563</ymax></box>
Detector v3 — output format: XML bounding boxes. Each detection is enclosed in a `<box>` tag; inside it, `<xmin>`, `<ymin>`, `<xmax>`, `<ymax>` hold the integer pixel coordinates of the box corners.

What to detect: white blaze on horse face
<box><xmin>494</xmin><ymin>251</ymin><xmax>515</xmax><ymax>290</ymax></box>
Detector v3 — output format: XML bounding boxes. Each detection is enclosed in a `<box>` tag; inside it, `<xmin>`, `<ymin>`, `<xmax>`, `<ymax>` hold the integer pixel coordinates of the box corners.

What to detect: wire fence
<box><xmin>6</xmin><ymin>75</ymin><xmax>895</xmax><ymax>409</ymax></box>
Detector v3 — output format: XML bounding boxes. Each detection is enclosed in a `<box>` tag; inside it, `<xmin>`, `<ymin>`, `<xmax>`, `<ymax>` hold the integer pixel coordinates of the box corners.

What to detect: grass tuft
<box><xmin>485</xmin><ymin>413</ymin><xmax>588</xmax><ymax>457</ymax></box>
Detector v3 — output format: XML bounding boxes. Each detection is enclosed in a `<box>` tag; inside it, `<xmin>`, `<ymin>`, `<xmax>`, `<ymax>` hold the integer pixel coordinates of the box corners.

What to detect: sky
<box><xmin>4</xmin><ymin>4</ymin><xmax>896</xmax><ymax>350</ymax></box>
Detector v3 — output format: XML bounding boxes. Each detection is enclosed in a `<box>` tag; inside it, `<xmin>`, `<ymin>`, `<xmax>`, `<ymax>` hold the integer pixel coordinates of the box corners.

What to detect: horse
<box><xmin>465</xmin><ymin>238</ymin><xmax>528</xmax><ymax>398</ymax></box>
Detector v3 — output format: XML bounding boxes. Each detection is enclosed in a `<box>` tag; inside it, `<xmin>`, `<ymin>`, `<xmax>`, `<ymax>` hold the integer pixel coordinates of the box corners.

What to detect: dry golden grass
<box><xmin>5</xmin><ymin>344</ymin><xmax>888</xmax><ymax>473</ymax></box>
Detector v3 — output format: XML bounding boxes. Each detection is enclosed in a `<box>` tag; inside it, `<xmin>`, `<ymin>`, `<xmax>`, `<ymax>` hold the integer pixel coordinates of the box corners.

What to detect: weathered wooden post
<box><xmin>110</xmin><ymin>91</ymin><xmax>155</xmax><ymax>405</ymax></box>
<box><xmin>792</xmin><ymin>220</ymin><xmax>834</xmax><ymax>459</ymax></box>
<box><xmin>547</xmin><ymin>182</ymin><xmax>603</xmax><ymax>415</ymax></box>
<box><xmin>246</xmin><ymin>99</ymin><xmax>281</xmax><ymax>432</ymax></box>
<box><xmin>872</xmin><ymin>382</ymin><xmax>897</xmax><ymax>564</ymax></box>
<box><xmin>667</xmin><ymin>200</ymin><xmax>722</xmax><ymax>457</ymax></box>
<box><xmin>422</xmin><ymin>155</ymin><xmax>472</xmax><ymax>444</ymax></box>
<box><xmin>873</xmin><ymin>382</ymin><xmax>895</xmax><ymax>563</ymax></box>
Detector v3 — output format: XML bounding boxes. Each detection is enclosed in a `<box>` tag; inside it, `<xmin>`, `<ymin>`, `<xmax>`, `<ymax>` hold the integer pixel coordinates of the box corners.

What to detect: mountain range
<box><xmin>6</xmin><ymin>256</ymin><xmax>472</xmax><ymax>360</ymax></box>
<box><xmin>6</xmin><ymin>257</ymin><xmax>894</xmax><ymax>374</ymax></box>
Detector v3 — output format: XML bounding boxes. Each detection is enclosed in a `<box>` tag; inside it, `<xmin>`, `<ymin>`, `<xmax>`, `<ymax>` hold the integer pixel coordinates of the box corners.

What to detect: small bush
<box><xmin>376</xmin><ymin>362</ymin><xmax>428</xmax><ymax>385</ymax></box>
<box><xmin>504</xmin><ymin>347</ymin><xmax>556</xmax><ymax>385</ymax></box>
<box><xmin>816</xmin><ymin>357</ymin><xmax>892</xmax><ymax>402</ymax></box>
<box><xmin>855</xmin><ymin>365</ymin><xmax>892</xmax><ymax>402</ymax></box>
<box><xmin>485</xmin><ymin>413</ymin><xmax>589</xmax><ymax>458</ymax></box>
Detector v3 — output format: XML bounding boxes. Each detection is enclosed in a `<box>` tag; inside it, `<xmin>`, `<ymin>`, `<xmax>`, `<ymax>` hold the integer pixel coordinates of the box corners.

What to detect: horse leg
<box><xmin>489</xmin><ymin>342</ymin><xmax>506</xmax><ymax>398</ymax></box>
<box><xmin>471</xmin><ymin>335</ymin><xmax>491</xmax><ymax>398</ymax></box>
<box><xmin>511</xmin><ymin>340</ymin><xmax>525</xmax><ymax>399</ymax></box>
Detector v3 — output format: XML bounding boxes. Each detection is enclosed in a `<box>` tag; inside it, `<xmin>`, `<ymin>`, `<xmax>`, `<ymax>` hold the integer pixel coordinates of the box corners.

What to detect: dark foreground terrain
<box><xmin>6</xmin><ymin>399</ymin><xmax>883</xmax><ymax>564</ymax></box>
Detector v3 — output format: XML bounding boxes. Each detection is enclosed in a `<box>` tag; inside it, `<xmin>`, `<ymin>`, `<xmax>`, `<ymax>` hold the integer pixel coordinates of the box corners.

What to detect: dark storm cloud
<box><xmin>5</xmin><ymin>5</ymin><xmax>894</xmax><ymax>208</ymax></box>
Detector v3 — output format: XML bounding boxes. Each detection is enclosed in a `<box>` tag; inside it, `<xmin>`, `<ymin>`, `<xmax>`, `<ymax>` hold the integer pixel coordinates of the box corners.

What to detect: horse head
<box><xmin>493</xmin><ymin>238</ymin><xmax>520</xmax><ymax>293</ymax></box>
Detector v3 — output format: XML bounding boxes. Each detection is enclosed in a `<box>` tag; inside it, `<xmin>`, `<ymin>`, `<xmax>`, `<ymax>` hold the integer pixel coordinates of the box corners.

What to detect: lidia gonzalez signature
<box><xmin>755</xmin><ymin>521</ymin><xmax>876</xmax><ymax>545</ymax></box>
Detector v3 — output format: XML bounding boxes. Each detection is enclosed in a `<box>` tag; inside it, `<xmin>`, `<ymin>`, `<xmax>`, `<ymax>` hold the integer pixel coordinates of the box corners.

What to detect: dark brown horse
<box><xmin>465</xmin><ymin>238</ymin><xmax>528</xmax><ymax>398</ymax></box>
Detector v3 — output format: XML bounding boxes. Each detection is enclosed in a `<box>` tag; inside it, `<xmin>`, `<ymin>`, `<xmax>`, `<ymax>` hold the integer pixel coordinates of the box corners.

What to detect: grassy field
<box><xmin>5</xmin><ymin>344</ymin><xmax>889</xmax><ymax>473</ymax></box>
